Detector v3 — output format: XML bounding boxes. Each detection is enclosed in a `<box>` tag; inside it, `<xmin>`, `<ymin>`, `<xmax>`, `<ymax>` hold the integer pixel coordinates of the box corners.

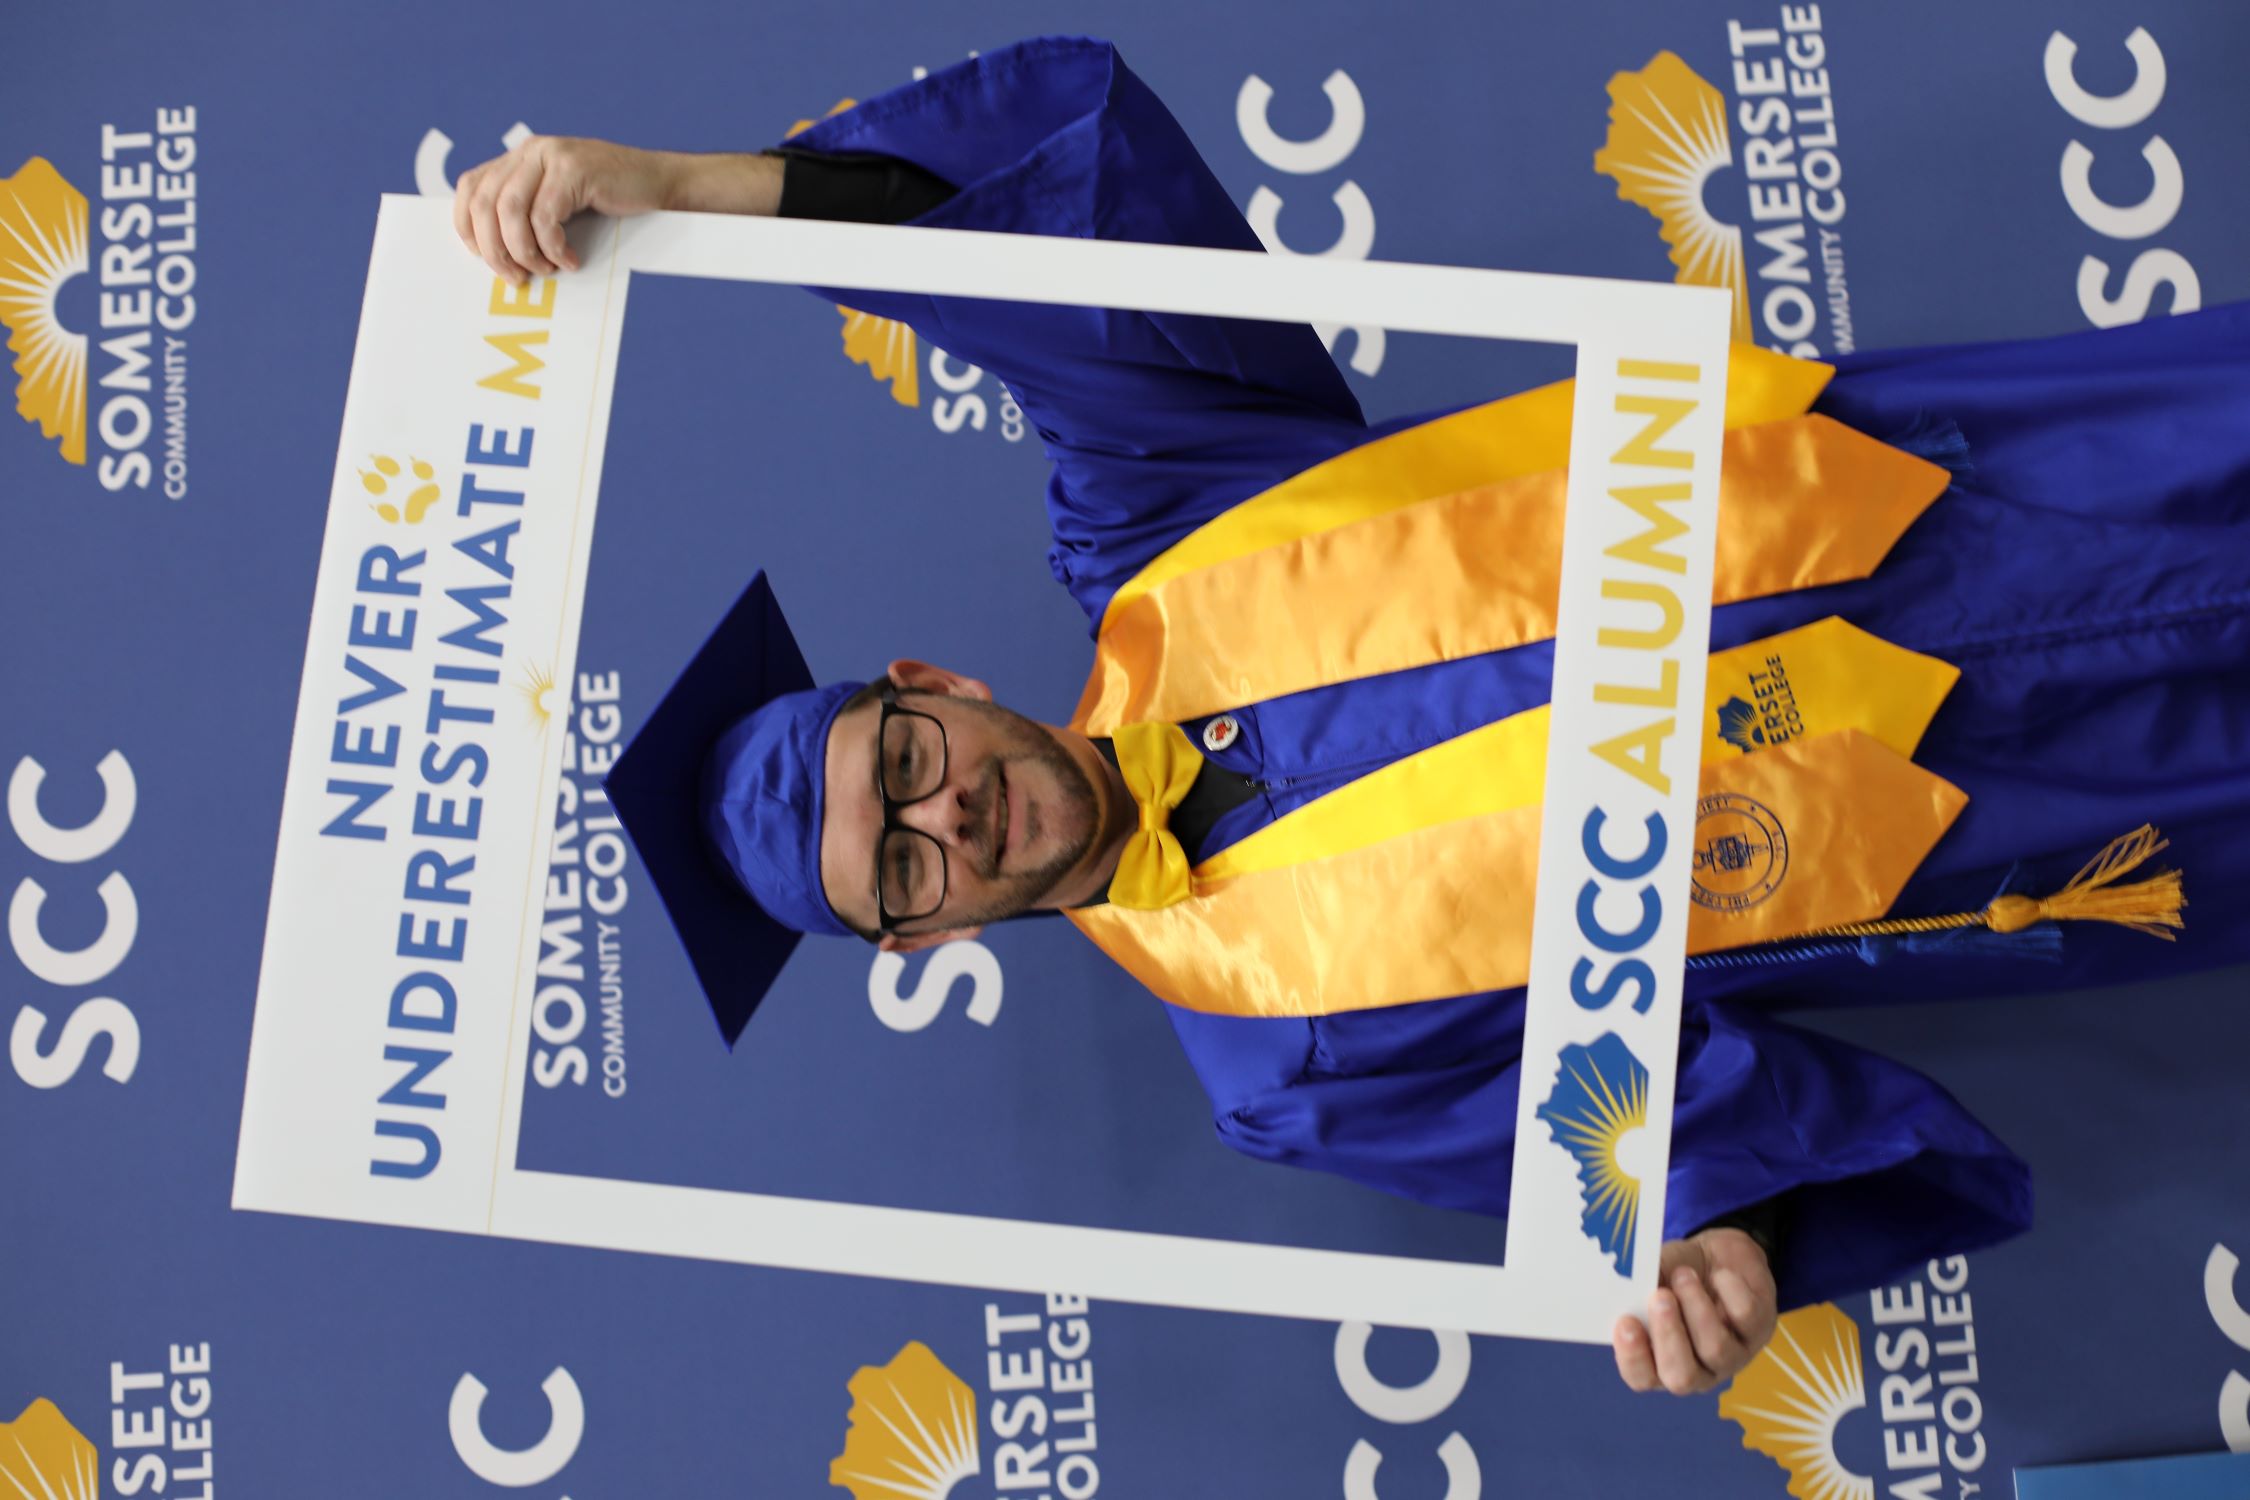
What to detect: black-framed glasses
<box><xmin>872</xmin><ymin>682</ymin><xmax>951</xmax><ymax>934</ymax></box>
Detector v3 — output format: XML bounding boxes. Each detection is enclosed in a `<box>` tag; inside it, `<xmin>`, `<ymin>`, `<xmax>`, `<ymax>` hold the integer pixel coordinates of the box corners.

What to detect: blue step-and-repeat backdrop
<box><xmin>5</xmin><ymin>2</ymin><xmax>2248</xmax><ymax>1495</ymax></box>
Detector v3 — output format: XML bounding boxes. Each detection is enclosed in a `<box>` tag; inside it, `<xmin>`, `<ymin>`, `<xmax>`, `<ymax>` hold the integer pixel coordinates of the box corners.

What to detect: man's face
<box><xmin>819</xmin><ymin>665</ymin><xmax>1106</xmax><ymax>942</ymax></box>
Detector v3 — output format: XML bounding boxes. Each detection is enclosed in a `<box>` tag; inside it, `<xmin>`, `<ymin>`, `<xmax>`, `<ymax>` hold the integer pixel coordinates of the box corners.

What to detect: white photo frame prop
<box><xmin>234</xmin><ymin>197</ymin><xmax>1730</xmax><ymax>1342</ymax></box>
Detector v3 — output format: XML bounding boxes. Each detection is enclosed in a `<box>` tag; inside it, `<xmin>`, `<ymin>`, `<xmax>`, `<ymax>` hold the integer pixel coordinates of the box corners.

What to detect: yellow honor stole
<box><xmin>1066</xmin><ymin>347</ymin><xmax>2177</xmax><ymax>1017</ymax></box>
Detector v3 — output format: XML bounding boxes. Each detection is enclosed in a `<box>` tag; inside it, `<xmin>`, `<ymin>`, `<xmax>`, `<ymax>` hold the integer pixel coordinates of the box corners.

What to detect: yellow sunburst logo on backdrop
<box><xmin>838</xmin><ymin>305</ymin><xmax>919</xmax><ymax>408</ymax></box>
<box><xmin>0</xmin><ymin>157</ymin><xmax>91</xmax><ymax>464</ymax></box>
<box><xmin>1718</xmin><ymin>1302</ymin><xmax>1873</xmax><ymax>1500</ymax></box>
<box><xmin>788</xmin><ymin>102</ymin><xmax>920</xmax><ymax>408</ymax></box>
<box><xmin>0</xmin><ymin>1398</ymin><xmax>99</xmax><ymax>1500</ymax></box>
<box><xmin>829</xmin><ymin>1341</ymin><xmax>982</xmax><ymax>1500</ymax></box>
<box><xmin>1594</xmin><ymin>53</ymin><xmax>1753</xmax><ymax>340</ymax></box>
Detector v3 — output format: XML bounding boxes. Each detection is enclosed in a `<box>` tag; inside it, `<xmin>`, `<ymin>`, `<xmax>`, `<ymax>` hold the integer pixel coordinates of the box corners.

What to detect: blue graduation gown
<box><xmin>789</xmin><ymin>36</ymin><xmax>2250</xmax><ymax>1308</ymax></box>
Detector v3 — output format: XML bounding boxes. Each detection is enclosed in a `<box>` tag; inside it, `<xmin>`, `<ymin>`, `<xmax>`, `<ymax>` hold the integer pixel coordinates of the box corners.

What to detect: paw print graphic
<box><xmin>361</xmin><ymin>454</ymin><xmax>440</xmax><ymax>523</ymax></box>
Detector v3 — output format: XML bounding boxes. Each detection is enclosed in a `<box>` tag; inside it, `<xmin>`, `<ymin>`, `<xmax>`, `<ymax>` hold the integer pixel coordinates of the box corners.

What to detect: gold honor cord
<box><xmin>1799</xmin><ymin>825</ymin><xmax>2186</xmax><ymax>943</ymax></box>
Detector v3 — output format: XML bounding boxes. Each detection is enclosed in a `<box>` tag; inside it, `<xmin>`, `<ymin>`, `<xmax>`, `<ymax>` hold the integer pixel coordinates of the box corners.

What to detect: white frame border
<box><xmin>264</xmin><ymin>201</ymin><xmax>1734</xmax><ymax>1343</ymax></box>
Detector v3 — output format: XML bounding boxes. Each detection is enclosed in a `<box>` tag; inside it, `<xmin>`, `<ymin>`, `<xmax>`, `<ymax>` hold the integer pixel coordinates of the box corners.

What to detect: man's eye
<box><xmin>892</xmin><ymin>845</ymin><xmax>914</xmax><ymax>891</ymax></box>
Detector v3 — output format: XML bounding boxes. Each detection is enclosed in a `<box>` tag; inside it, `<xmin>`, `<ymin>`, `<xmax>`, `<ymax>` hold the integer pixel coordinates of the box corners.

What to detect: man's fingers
<box><xmin>471</xmin><ymin>155</ymin><xmax>532</xmax><ymax>282</ymax></box>
<box><xmin>453</xmin><ymin>163</ymin><xmax>481</xmax><ymax>255</ymax></box>
<box><xmin>1612</xmin><ymin>1314</ymin><xmax>1659</xmax><ymax>1393</ymax></box>
<box><xmin>1649</xmin><ymin>1288</ymin><xmax>1716</xmax><ymax>1395</ymax></box>
<box><xmin>1671</xmin><ymin>1268</ymin><xmax>1745</xmax><ymax>1379</ymax></box>
<box><xmin>1711</xmin><ymin>1267</ymin><xmax>1777</xmax><ymax>1353</ymax></box>
<box><xmin>468</xmin><ymin>158</ymin><xmax>513</xmax><ymax>280</ymax></box>
<box><xmin>528</xmin><ymin>161</ymin><xmax>580</xmax><ymax>273</ymax></box>
<box><xmin>496</xmin><ymin>155</ymin><xmax>555</xmax><ymax>277</ymax></box>
<box><xmin>1709</xmin><ymin>1265</ymin><xmax>1760</xmax><ymax>1326</ymax></box>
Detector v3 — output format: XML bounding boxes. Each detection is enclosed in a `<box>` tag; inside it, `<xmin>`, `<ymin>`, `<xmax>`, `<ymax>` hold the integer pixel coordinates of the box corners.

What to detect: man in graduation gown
<box><xmin>452</xmin><ymin>36</ymin><xmax>2250</xmax><ymax>1396</ymax></box>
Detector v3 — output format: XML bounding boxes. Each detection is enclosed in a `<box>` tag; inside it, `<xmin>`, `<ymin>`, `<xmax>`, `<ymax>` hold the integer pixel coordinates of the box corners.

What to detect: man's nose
<box><xmin>899</xmin><ymin>776</ymin><xmax>978</xmax><ymax>849</ymax></box>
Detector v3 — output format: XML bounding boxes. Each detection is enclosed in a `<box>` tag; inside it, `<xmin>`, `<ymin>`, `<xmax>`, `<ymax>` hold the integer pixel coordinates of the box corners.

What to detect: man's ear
<box><xmin>878</xmin><ymin>924</ymin><xmax>986</xmax><ymax>956</ymax></box>
<box><xmin>887</xmin><ymin>658</ymin><xmax>993</xmax><ymax>703</ymax></box>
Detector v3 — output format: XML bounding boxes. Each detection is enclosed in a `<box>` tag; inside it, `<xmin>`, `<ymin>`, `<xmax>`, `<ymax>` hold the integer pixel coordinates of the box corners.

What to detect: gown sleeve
<box><xmin>778</xmin><ymin>36</ymin><xmax>1368</xmax><ymax>623</ymax></box>
<box><xmin>1206</xmin><ymin>997</ymin><xmax>2033</xmax><ymax>1310</ymax></box>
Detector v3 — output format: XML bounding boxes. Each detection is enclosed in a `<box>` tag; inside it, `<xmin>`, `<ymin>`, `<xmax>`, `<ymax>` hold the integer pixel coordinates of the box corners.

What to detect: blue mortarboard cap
<box><xmin>604</xmin><ymin>572</ymin><xmax>864</xmax><ymax>1048</ymax></box>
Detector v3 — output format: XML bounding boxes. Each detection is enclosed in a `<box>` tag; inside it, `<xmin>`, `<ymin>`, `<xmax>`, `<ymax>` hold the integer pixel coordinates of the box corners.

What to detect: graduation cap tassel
<box><xmin>1802</xmin><ymin>825</ymin><xmax>2187</xmax><ymax>946</ymax></box>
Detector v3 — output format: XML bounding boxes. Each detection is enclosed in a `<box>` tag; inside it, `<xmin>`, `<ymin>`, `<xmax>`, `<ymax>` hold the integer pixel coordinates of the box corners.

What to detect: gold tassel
<box><xmin>1803</xmin><ymin>824</ymin><xmax>2187</xmax><ymax>943</ymax></box>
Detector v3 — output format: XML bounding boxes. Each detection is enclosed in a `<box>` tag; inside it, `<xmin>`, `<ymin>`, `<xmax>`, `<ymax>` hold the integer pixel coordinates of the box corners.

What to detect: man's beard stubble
<box><xmin>945</xmin><ymin>698</ymin><xmax>1102</xmax><ymax>927</ymax></box>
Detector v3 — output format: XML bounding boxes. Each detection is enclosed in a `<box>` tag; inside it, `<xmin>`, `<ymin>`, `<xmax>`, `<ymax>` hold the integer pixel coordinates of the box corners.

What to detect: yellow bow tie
<box><xmin>1106</xmin><ymin>721</ymin><xmax>1205</xmax><ymax>910</ymax></box>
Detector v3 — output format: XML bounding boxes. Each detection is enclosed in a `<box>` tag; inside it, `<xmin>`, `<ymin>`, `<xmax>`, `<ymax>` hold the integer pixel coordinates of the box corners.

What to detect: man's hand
<box><xmin>1611</xmin><ymin>1227</ymin><xmax>1779</xmax><ymax>1395</ymax></box>
<box><xmin>451</xmin><ymin>137</ymin><xmax>783</xmax><ymax>284</ymax></box>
